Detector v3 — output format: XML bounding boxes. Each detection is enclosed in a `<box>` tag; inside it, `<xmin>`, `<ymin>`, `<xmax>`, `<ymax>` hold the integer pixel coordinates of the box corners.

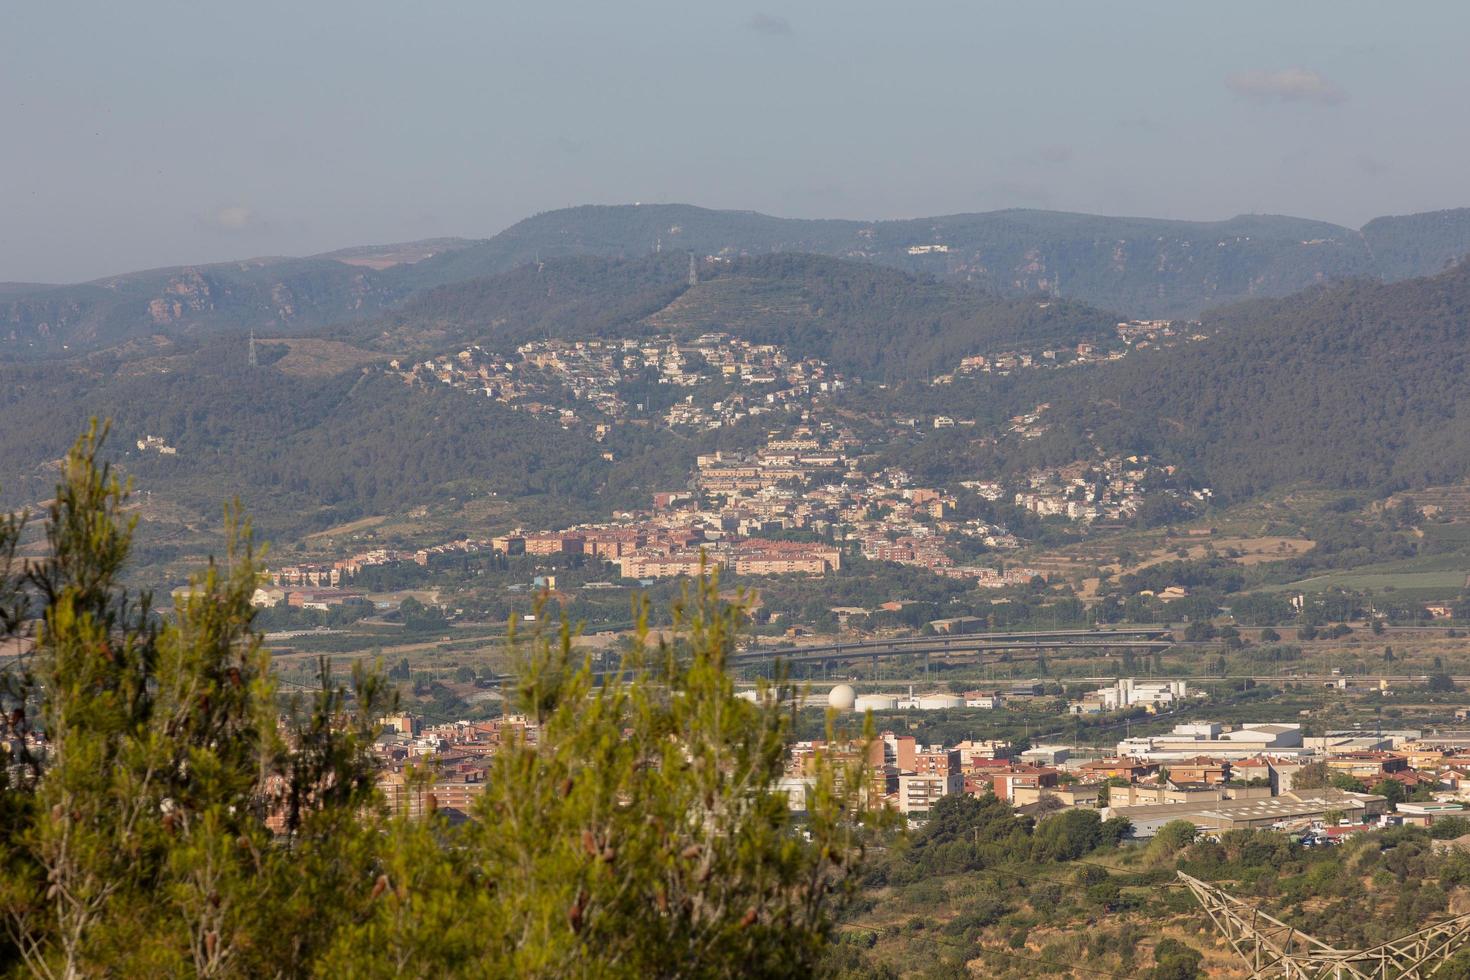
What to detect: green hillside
<box><xmin>659</xmin><ymin>254</ymin><xmax>1117</xmax><ymax>380</ymax></box>
<box><xmin>0</xmin><ymin>252</ymin><xmax>1118</xmax><ymax>539</ymax></box>
<box><xmin>0</xmin><ymin>340</ymin><xmax>610</xmax><ymax>537</ymax></box>
<box><xmin>1361</xmin><ymin>208</ymin><xmax>1470</xmax><ymax>279</ymax></box>
<box><xmin>368</xmin><ymin>253</ymin><xmax>692</xmax><ymax>352</ymax></box>
<box><xmin>1041</xmin><ymin>262</ymin><xmax>1470</xmax><ymax>499</ymax></box>
<box><xmin>355</xmin><ymin>251</ymin><xmax>1120</xmax><ymax>381</ymax></box>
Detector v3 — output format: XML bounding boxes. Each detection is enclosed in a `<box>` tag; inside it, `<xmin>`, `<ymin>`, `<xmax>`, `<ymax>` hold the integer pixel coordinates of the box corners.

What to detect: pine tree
<box><xmin>0</xmin><ymin>425</ymin><xmax>281</xmax><ymax>975</ymax></box>
<box><xmin>319</xmin><ymin>578</ymin><xmax>879</xmax><ymax>976</ymax></box>
<box><xmin>0</xmin><ymin>425</ymin><xmax>390</xmax><ymax>976</ymax></box>
<box><xmin>0</xmin><ymin>424</ymin><xmax>875</xmax><ymax>977</ymax></box>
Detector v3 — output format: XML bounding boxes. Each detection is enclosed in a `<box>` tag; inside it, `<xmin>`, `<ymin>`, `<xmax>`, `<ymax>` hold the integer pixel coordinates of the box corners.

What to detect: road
<box><xmin>730</xmin><ymin>627</ymin><xmax>1174</xmax><ymax>669</ymax></box>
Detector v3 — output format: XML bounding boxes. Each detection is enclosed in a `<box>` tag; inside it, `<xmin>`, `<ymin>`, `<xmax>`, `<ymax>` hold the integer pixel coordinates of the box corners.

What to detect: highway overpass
<box><xmin>729</xmin><ymin>628</ymin><xmax>1175</xmax><ymax>671</ymax></box>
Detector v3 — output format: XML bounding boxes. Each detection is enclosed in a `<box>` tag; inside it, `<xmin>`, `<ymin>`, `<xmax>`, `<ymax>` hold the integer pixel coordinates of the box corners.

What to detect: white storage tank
<box><xmin>917</xmin><ymin>692</ymin><xmax>964</xmax><ymax>710</ymax></box>
<box><xmin>854</xmin><ymin>694</ymin><xmax>899</xmax><ymax>712</ymax></box>
<box><xmin>827</xmin><ymin>684</ymin><xmax>856</xmax><ymax>712</ymax></box>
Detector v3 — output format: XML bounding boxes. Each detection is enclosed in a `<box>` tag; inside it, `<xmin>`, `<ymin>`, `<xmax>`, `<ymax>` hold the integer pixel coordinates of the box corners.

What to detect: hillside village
<box><xmin>930</xmin><ymin>317</ymin><xmax>1207</xmax><ymax>385</ymax></box>
<box><xmin>253</xmin><ymin>413</ymin><xmax>1061</xmax><ymax>607</ymax></box>
<box><xmin>393</xmin><ymin>332</ymin><xmax>845</xmax><ymax>435</ymax></box>
<box><xmin>268</xmin><ymin>329</ymin><xmax>1210</xmax><ymax>596</ymax></box>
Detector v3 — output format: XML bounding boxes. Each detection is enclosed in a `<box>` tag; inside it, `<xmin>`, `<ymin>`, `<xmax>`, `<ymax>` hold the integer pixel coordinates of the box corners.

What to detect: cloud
<box><xmin>746</xmin><ymin>13</ymin><xmax>793</xmax><ymax>37</ymax></box>
<box><xmin>544</xmin><ymin>136</ymin><xmax>588</xmax><ymax>157</ymax></box>
<box><xmin>211</xmin><ymin>205</ymin><xmax>254</xmax><ymax>231</ymax></box>
<box><xmin>1226</xmin><ymin>68</ymin><xmax>1347</xmax><ymax>106</ymax></box>
<box><xmin>1356</xmin><ymin>154</ymin><xmax>1389</xmax><ymax>176</ymax></box>
<box><xmin>1034</xmin><ymin>144</ymin><xmax>1073</xmax><ymax>165</ymax></box>
<box><xmin>1117</xmin><ymin>116</ymin><xmax>1171</xmax><ymax>134</ymax></box>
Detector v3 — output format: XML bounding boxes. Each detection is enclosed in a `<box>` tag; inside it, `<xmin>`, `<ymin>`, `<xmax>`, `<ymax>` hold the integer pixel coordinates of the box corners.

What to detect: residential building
<box><xmin>897</xmin><ymin>772</ymin><xmax>964</xmax><ymax>815</ymax></box>
<box><xmin>1011</xmin><ymin>783</ymin><xmax>1101</xmax><ymax>809</ymax></box>
<box><xmin>990</xmin><ymin>765</ymin><xmax>1060</xmax><ymax>801</ymax></box>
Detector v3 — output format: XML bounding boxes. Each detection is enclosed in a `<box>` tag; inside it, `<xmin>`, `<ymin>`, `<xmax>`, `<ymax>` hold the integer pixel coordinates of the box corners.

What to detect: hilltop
<box><xmin>0</xmin><ymin>239</ymin><xmax>476</xmax><ymax>357</ymax></box>
<box><xmin>290</xmin><ymin>202</ymin><xmax>1470</xmax><ymax>319</ymax></box>
<box><xmin>429</xmin><ymin>204</ymin><xmax>1371</xmax><ymax>317</ymax></box>
<box><xmin>363</xmin><ymin>251</ymin><xmax>1118</xmax><ymax>380</ymax></box>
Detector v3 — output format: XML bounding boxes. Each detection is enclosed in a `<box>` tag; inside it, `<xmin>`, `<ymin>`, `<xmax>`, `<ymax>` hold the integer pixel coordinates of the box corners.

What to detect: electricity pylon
<box><xmin>1179</xmin><ymin>871</ymin><xmax>1470</xmax><ymax>978</ymax></box>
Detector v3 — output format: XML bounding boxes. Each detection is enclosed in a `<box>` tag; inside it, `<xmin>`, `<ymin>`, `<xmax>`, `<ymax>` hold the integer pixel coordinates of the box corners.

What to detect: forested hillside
<box><xmin>668</xmin><ymin>254</ymin><xmax>1116</xmax><ymax>380</ymax></box>
<box><xmin>1361</xmin><ymin>208</ymin><xmax>1470</xmax><ymax>280</ymax></box>
<box><xmin>1041</xmin><ymin>262</ymin><xmax>1470</xmax><ymax>499</ymax></box>
<box><xmin>367</xmin><ymin>253</ymin><xmax>693</xmax><ymax>353</ymax></box>
<box><xmin>362</xmin><ymin>251</ymin><xmax>1118</xmax><ymax>381</ymax></box>
<box><xmin>0</xmin><ymin>252</ymin><xmax>1117</xmax><ymax>537</ymax></box>
<box><xmin>10</xmin><ymin>203</ymin><xmax>1470</xmax><ymax>358</ymax></box>
<box><xmin>0</xmin><ymin>258</ymin><xmax>405</xmax><ymax>357</ymax></box>
<box><xmin>0</xmin><ymin>341</ymin><xmax>611</xmax><ymax>535</ymax></box>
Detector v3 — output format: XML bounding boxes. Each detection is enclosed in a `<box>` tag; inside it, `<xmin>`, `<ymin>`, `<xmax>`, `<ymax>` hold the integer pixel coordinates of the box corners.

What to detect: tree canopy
<box><xmin>0</xmin><ymin>425</ymin><xmax>873</xmax><ymax>977</ymax></box>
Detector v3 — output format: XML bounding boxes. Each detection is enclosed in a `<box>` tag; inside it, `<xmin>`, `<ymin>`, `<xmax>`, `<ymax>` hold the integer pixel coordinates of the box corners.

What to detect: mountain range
<box><xmin>9</xmin><ymin>201</ymin><xmax>1470</xmax><ymax>554</ymax></box>
<box><xmin>0</xmin><ymin>251</ymin><xmax>1116</xmax><ymax>534</ymax></box>
<box><xmin>8</xmin><ymin>202</ymin><xmax>1470</xmax><ymax>357</ymax></box>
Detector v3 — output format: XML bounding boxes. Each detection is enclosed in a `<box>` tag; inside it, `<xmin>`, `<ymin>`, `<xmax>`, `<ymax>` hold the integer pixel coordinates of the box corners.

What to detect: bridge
<box><xmin>729</xmin><ymin>627</ymin><xmax>1175</xmax><ymax>672</ymax></box>
<box><xmin>471</xmin><ymin>627</ymin><xmax>1176</xmax><ymax>685</ymax></box>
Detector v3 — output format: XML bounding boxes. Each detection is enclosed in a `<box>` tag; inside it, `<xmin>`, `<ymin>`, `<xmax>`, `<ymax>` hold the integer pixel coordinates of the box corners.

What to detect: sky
<box><xmin>4</xmin><ymin>0</ymin><xmax>1469</xmax><ymax>283</ymax></box>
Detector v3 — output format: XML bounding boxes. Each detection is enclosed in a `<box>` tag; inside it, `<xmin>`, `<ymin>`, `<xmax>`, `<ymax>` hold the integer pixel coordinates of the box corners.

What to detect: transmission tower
<box><xmin>1179</xmin><ymin>871</ymin><xmax>1470</xmax><ymax>978</ymax></box>
<box><xmin>688</xmin><ymin>251</ymin><xmax>698</xmax><ymax>287</ymax></box>
<box><xmin>247</xmin><ymin>329</ymin><xmax>258</xmax><ymax>368</ymax></box>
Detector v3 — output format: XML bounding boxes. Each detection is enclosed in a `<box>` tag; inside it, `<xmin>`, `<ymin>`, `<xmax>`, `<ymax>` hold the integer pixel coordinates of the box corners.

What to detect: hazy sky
<box><xmin>5</xmin><ymin>1</ymin><xmax>1469</xmax><ymax>283</ymax></box>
